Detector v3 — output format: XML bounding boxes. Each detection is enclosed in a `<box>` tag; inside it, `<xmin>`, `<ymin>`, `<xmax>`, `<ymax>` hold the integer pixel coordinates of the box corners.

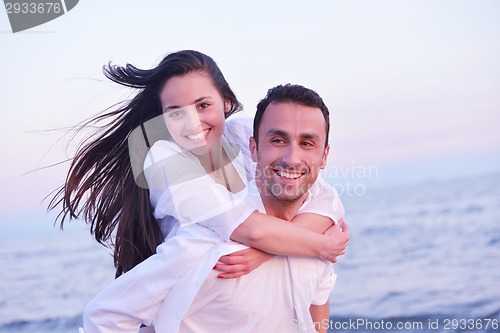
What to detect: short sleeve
<box><xmin>298</xmin><ymin>175</ymin><xmax>345</xmax><ymax>224</ymax></box>
<box><xmin>311</xmin><ymin>263</ymin><xmax>337</xmax><ymax>305</ymax></box>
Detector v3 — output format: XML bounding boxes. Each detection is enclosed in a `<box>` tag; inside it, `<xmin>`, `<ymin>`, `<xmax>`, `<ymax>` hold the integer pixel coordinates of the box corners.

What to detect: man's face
<box><xmin>250</xmin><ymin>101</ymin><xmax>329</xmax><ymax>203</ymax></box>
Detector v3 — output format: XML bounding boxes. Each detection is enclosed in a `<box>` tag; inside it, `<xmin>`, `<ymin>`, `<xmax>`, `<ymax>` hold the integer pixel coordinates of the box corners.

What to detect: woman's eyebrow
<box><xmin>193</xmin><ymin>96</ymin><xmax>212</xmax><ymax>103</ymax></box>
<box><xmin>164</xmin><ymin>96</ymin><xmax>212</xmax><ymax>111</ymax></box>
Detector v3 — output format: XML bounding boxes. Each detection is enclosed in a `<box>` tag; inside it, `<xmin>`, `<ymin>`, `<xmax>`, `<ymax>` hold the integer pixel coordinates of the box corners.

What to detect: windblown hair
<box><xmin>253</xmin><ymin>84</ymin><xmax>330</xmax><ymax>147</ymax></box>
<box><xmin>49</xmin><ymin>50</ymin><xmax>242</xmax><ymax>277</ymax></box>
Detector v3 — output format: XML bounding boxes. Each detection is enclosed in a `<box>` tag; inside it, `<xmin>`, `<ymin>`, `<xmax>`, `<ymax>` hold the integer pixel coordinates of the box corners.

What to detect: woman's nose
<box><xmin>184</xmin><ymin>107</ymin><xmax>202</xmax><ymax>131</ymax></box>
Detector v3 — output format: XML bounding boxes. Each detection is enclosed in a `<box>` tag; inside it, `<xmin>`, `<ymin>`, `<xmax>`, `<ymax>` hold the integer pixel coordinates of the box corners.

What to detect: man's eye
<box><xmin>271</xmin><ymin>138</ymin><xmax>285</xmax><ymax>144</ymax></box>
<box><xmin>301</xmin><ymin>141</ymin><xmax>314</xmax><ymax>147</ymax></box>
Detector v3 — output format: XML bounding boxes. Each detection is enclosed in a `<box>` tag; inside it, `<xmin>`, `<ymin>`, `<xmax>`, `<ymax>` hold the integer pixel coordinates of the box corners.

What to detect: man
<box><xmin>171</xmin><ymin>84</ymin><xmax>348</xmax><ymax>333</ymax></box>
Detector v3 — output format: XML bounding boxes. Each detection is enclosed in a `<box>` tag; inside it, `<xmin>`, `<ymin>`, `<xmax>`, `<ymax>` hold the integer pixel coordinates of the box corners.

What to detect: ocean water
<box><xmin>1</xmin><ymin>173</ymin><xmax>499</xmax><ymax>333</ymax></box>
<box><xmin>0</xmin><ymin>217</ymin><xmax>115</xmax><ymax>333</ymax></box>
<box><xmin>329</xmin><ymin>172</ymin><xmax>500</xmax><ymax>332</ymax></box>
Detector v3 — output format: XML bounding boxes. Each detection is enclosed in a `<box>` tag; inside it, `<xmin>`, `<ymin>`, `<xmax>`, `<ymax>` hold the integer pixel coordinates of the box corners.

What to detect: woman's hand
<box><xmin>336</xmin><ymin>219</ymin><xmax>350</xmax><ymax>235</ymax></box>
<box><xmin>321</xmin><ymin>219</ymin><xmax>350</xmax><ymax>263</ymax></box>
<box><xmin>214</xmin><ymin>248</ymin><xmax>274</xmax><ymax>278</ymax></box>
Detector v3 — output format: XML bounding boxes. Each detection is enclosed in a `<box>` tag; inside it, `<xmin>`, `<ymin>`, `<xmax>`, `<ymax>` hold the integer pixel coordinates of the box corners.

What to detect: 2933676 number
<box><xmin>443</xmin><ymin>318</ymin><xmax>498</xmax><ymax>330</ymax></box>
<box><xmin>5</xmin><ymin>2</ymin><xmax>62</xmax><ymax>14</ymax></box>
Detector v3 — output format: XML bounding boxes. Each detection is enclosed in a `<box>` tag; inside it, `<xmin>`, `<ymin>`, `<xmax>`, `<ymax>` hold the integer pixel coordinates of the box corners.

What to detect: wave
<box><xmin>0</xmin><ymin>315</ymin><xmax>82</xmax><ymax>333</ymax></box>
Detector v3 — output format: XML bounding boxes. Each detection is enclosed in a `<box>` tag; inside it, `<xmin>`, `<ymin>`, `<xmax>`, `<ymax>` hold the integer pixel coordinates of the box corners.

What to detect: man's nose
<box><xmin>282</xmin><ymin>144</ymin><xmax>302</xmax><ymax>167</ymax></box>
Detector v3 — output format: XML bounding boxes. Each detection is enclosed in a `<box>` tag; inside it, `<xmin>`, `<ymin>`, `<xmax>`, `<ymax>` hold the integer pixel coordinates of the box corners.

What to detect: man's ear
<box><xmin>249</xmin><ymin>136</ymin><xmax>258</xmax><ymax>163</ymax></box>
<box><xmin>320</xmin><ymin>144</ymin><xmax>330</xmax><ymax>169</ymax></box>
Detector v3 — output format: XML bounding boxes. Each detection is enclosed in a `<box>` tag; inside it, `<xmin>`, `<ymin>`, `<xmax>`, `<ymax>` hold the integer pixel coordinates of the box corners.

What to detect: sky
<box><xmin>1</xmin><ymin>0</ymin><xmax>499</xmax><ymax>221</ymax></box>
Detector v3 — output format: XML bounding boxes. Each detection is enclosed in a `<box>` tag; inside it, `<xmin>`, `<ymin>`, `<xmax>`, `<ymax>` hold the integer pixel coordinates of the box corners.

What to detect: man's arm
<box><xmin>310</xmin><ymin>301</ymin><xmax>330</xmax><ymax>333</ymax></box>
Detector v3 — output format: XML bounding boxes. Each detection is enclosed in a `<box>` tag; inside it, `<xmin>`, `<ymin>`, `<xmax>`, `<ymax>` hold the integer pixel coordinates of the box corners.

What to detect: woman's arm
<box><xmin>214</xmin><ymin>247</ymin><xmax>275</xmax><ymax>278</ymax></box>
<box><xmin>230</xmin><ymin>211</ymin><xmax>348</xmax><ymax>263</ymax></box>
<box><xmin>215</xmin><ymin>213</ymin><xmax>344</xmax><ymax>278</ymax></box>
<box><xmin>229</xmin><ymin>172</ymin><xmax>348</xmax><ymax>260</ymax></box>
<box><xmin>291</xmin><ymin>213</ymin><xmax>334</xmax><ymax>233</ymax></box>
<box><xmin>147</xmin><ymin>138</ymin><xmax>348</xmax><ymax>265</ymax></box>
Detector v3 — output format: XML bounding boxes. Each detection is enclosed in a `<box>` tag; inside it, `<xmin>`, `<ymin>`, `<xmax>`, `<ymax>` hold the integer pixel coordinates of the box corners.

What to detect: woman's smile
<box><xmin>186</xmin><ymin>129</ymin><xmax>210</xmax><ymax>142</ymax></box>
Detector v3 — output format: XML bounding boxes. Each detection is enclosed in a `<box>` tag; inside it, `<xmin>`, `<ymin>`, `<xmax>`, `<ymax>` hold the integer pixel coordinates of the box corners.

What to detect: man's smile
<box><xmin>273</xmin><ymin>168</ymin><xmax>307</xmax><ymax>180</ymax></box>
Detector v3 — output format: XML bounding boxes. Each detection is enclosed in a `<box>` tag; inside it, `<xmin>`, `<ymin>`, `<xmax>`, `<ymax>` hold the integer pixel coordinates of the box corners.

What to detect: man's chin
<box><xmin>270</xmin><ymin>190</ymin><xmax>308</xmax><ymax>203</ymax></box>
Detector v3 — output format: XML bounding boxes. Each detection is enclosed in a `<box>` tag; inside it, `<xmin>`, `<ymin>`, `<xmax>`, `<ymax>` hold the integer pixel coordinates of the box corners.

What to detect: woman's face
<box><xmin>160</xmin><ymin>72</ymin><xmax>228</xmax><ymax>155</ymax></box>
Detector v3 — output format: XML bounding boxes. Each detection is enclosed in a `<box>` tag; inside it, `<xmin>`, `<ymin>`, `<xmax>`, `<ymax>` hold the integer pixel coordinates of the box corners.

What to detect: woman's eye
<box><xmin>198</xmin><ymin>102</ymin><xmax>209</xmax><ymax>110</ymax></box>
<box><xmin>168</xmin><ymin>110</ymin><xmax>183</xmax><ymax>118</ymax></box>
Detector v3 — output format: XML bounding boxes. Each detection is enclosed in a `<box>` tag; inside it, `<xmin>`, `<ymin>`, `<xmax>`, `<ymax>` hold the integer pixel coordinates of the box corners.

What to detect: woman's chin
<box><xmin>189</xmin><ymin>144</ymin><xmax>210</xmax><ymax>156</ymax></box>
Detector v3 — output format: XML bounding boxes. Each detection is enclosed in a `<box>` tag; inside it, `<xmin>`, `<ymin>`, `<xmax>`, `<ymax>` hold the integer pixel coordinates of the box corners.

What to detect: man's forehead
<box><xmin>264</xmin><ymin>101</ymin><xmax>323</xmax><ymax>118</ymax></box>
<box><xmin>260</xmin><ymin>102</ymin><xmax>327</xmax><ymax>136</ymax></box>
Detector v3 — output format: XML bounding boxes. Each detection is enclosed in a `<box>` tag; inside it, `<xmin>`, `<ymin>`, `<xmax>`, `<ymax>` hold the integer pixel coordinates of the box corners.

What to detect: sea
<box><xmin>1</xmin><ymin>172</ymin><xmax>499</xmax><ymax>333</ymax></box>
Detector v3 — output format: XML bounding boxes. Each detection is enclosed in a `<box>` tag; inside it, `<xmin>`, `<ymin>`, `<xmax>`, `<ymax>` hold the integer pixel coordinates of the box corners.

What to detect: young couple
<box><xmin>51</xmin><ymin>50</ymin><xmax>349</xmax><ymax>333</ymax></box>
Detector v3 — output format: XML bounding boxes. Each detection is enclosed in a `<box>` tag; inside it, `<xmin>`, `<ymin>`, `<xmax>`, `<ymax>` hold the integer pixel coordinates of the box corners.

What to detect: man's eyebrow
<box><xmin>164</xmin><ymin>96</ymin><xmax>212</xmax><ymax>111</ymax></box>
<box><xmin>265</xmin><ymin>129</ymin><xmax>321</xmax><ymax>141</ymax></box>
<box><xmin>265</xmin><ymin>129</ymin><xmax>289</xmax><ymax>138</ymax></box>
<box><xmin>299</xmin><ymin>133</ymin><xmax>321</xmax><ymax>141</ymax></box>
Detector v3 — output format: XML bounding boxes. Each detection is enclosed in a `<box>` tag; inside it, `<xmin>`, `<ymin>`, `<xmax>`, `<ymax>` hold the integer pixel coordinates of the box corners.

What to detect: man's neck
<box><xmin>257</xmin><ymin>182</ymin><xmax>307</xmax><ymax>221</ymax></box>
<box><xmin>262</xmin><ymin>198</ymin><xmax>303</xmax><ymax>221</ymax></box>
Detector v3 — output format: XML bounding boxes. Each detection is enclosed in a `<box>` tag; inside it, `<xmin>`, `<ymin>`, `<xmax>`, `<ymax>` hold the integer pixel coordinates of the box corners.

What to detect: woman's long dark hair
<box><xmin>49</xmin><ymin>50</ymin><xmax>242</xmax><ymax>277</ymax></box>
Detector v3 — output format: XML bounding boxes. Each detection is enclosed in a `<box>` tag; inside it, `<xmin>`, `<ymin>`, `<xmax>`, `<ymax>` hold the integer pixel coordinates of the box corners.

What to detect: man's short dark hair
<box><xmin>253</xmin><ymin>84</ymin><xmax>330</xmax><ymax>147</ymax></box>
